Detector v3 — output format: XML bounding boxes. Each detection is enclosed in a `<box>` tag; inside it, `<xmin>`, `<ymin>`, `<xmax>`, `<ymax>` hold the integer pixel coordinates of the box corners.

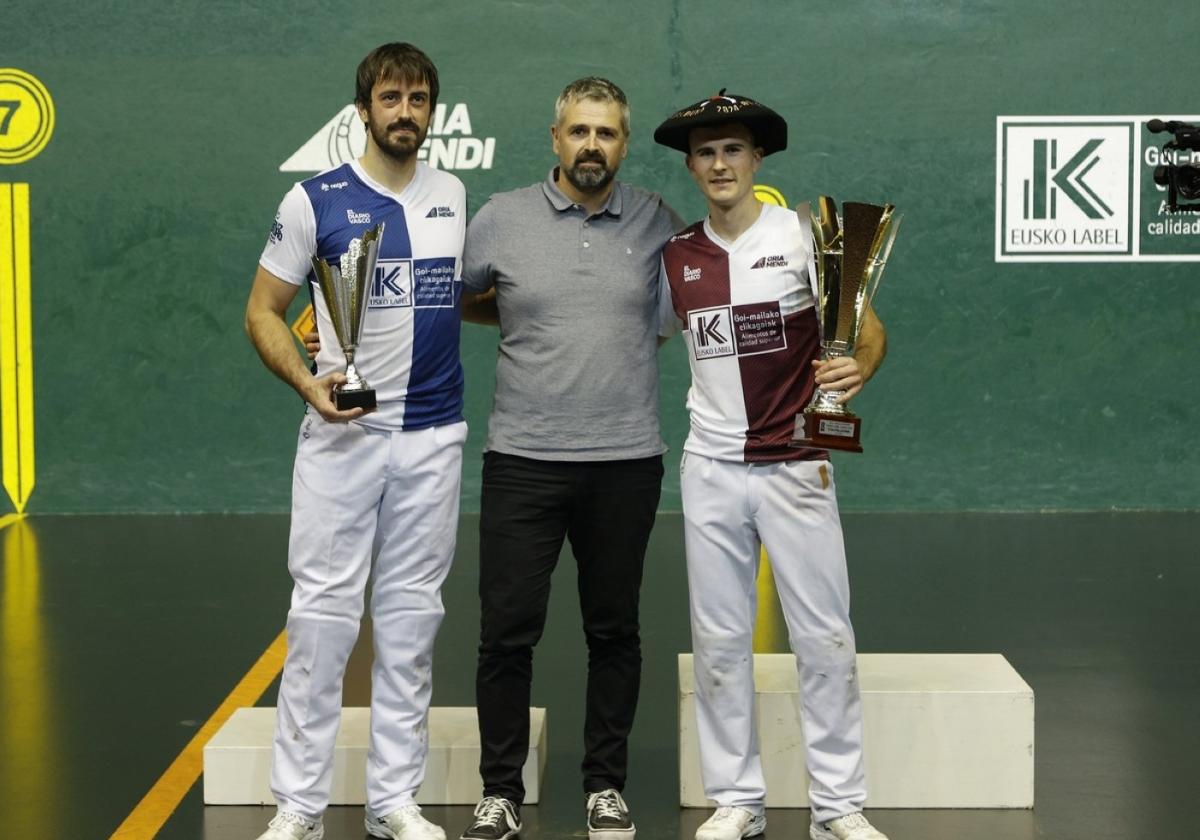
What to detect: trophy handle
<box><xmin>861</xmin><ymin>208</ymin><xmax>901</xmax><ymax>313</ymax></box>
<box><xmin>805</xmin><ymin>197</ymin><xmax>846</xmax><ymax>347</ymax></box>
<box><xmin>816</xmin><ymin>195</ymin><xmax>841</xmax><ymax>245</ymax></box>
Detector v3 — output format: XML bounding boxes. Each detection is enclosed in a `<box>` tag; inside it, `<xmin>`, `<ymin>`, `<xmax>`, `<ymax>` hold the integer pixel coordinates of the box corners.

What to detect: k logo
<box><xmin>688</xmin><ymin>306</ymin><xmax>735</xmax><ymax>360</ymax></box>
<box><xmin>694</xmin><ymin>311</ymin><xmax>727</xmax><ymax>346</ymax></box>
<box><xmin>997</xmin><ymin>118</ymin><xmax>1134</xmax><ymax>260</ymax></box>
<box><xmin>370</xmin><ymin>259</ymin><xmax>413</xmax><ymax>308</ymax></box>
<box><xmin>1025</xmin><ymin>138</ymin><xmax>1111</xmax><ymax>220</ymax></box>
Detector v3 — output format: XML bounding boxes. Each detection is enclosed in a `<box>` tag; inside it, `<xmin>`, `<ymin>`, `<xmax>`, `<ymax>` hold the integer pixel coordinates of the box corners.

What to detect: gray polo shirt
<box><xmin>463</xmin><ymin>169</ymin><xmax>683</xmax><ymax>461</ymax></box>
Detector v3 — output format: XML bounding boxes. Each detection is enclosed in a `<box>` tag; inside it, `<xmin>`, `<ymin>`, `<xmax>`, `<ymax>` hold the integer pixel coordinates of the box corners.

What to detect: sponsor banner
<box><xmin>996</xmin><ymin>115</ymin><xmax>1200</xmax><ymax>262</ymax></box>
<box><xmin>411</xmin><ymin>258</ymin><xmax>457</xmax><ymax>308</ymax></box>
<box><xmin>731</xmin><ymin>302</ymin><xmax>786</xmax><ymax>355</ymax></box>
<box><xmin>368</xmin><ymin>257</ymin><xmax>458</xmax><ymax>309</ymax></box>
<box><xmin>689</xmin><ymin>302</ymin><xmax>787</xmax><ymax>360</ymax></box>
<box><xmin>281</xmin><ymin>102</ymin><xmax>496</xmax><ymax>173</ymax></box>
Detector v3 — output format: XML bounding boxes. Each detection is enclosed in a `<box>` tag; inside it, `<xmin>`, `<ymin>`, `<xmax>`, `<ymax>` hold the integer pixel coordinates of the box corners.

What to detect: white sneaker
<box><xmin>255</xmin><ymin>811</ymin><xmax>324</xmax><ymax>840</ymax></box>
<box><xmin>695</xmin><ymin>806</ymin><xmax>766</xmax><ymax>840</ymax></box>
<box><xmin>367</xmin><ymin>805</ymin><xmax>448</xmax><ymax>840</ymax></box>
<box><xmin>810</xmin><ymin>812</ymin><xmax>889</xmax><ymax>840</ymax></box>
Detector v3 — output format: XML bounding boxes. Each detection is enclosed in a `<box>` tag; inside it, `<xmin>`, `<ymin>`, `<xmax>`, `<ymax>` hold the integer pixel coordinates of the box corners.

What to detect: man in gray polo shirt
<box><xmin>458</xmin><ymin>77</ymin><xmax>682</xmax><ymax>840</ymax></box>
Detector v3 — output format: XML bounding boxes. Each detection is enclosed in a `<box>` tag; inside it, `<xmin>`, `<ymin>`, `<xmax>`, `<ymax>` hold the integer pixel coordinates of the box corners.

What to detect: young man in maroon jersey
<box><xmin>653</xmin><ymin>93</ymin><xmax>889</xmax><ymax>840</ymax></box>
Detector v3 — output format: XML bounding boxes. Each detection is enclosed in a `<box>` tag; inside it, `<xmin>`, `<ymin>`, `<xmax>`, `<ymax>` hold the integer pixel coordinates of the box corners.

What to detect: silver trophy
<box><xmin>310</xmin><ymin>223</ymin><xmax>384</xmax><ymax>411</ymax></box>
<box><xmin>791</xmin><ymin>197</ymin><xmax>900</xmax><ymax>452</ymax></box>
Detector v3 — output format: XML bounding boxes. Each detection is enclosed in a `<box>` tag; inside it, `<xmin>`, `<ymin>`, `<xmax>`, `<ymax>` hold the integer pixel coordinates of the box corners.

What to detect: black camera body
<box><xmin>1149</xmin><ymin>119</ymin><xmax>1200</xmax><ymax>212</ymax></box>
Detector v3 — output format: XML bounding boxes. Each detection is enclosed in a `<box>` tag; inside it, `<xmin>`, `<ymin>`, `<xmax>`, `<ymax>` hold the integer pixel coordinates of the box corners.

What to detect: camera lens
<box><xmin>1177</xmin><ymin>166</ymin><xmax>1200</xmax><ymax>200</ymax></box>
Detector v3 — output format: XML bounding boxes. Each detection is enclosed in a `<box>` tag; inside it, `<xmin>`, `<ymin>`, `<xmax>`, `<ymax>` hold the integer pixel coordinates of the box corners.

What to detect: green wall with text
<box><xmin>3</xmin><ymin>0</ymin><xmax>1198</xmax><ymax>513</ymax></box>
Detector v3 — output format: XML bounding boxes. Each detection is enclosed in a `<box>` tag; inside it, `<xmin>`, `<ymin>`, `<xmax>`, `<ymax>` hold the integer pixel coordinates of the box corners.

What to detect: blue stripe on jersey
<box><xmin>302</xmin><ymin>164</ymin><xmax>413</xmax><ymax>270</ymax></box>
<box><xmin>406</xmin><ymin>258</ymin><xmax>464</xmax><ymax>429</ymax></box>
<box><xmin>301</xmin><ymin>164</ymin><xmax>464</xmax><ymax>430</ymax></box>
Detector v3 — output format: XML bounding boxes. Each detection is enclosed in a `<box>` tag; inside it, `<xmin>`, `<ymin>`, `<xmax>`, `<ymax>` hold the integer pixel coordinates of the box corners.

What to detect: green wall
<box><xmin>3</xmin><ymin>0</ymin><xmax>1198</xmax><ymax>513</ymax></box>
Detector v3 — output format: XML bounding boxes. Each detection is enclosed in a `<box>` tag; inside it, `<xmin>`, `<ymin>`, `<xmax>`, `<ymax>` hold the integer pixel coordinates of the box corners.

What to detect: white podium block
<box><xmin>204</xmin><ymin>706</ymin><xmax>547</xmax><ymax>805</ymax></box>
<box><xmin>679</xmin><ymin>653</ymin><xmax>1034</xmax><ymax>809</ymax></box>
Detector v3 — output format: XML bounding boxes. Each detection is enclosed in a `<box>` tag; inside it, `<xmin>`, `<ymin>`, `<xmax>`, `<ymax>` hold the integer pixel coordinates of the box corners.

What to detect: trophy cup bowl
<box><xmin>791</xmin><ymin>196</ymin><xmax>900</xmax><ymax>453</ymax></box>
<box><xmin>310</xmin><ymin>223</ymin><xmax>384</xmax><ymax>412</ymax></box>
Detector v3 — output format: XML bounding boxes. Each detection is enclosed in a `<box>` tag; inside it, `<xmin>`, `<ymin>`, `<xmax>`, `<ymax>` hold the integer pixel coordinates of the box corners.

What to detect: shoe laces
<box><xmin>587</xmin><ymin>789</ymin><xmax>627</xmax><ymax>820</ymax></box>
<box><xmin>270</xmin><ymin>812</ymin><xmax>317</xmax><ymax>836</ymax></box>
<box><xmin>473</xmin><ymin>797</ymin><xmax>511</xmax><ymax>828</ymax></box>
<box><xmin>709</xmin><ymin>806</ymin><xmax>746</xmax><ymax>824</ymax></box>
<box><xmin>826</xmin><ymin>812</ymin><xmax>880</xmax><ymax>838</ymax></box>
<box><xmin>835</xmin><ymin>812</ymin><xmax>870</xmax><ymax>830</ymax></box>
<box><xmin>382</xmin><ymin>805</ymin><xmax>423</xmax><ymax>826</ymax></box>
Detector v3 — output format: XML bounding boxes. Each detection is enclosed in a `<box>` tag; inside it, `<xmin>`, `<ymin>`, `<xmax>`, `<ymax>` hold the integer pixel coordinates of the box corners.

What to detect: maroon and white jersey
<box><xmin>659</xmin><ymin>203</ymin><xmax>826</xmax><ymax>463</ymax></box>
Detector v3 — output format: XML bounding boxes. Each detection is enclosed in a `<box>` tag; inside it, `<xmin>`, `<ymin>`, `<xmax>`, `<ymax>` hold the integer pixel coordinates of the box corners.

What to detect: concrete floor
<box><xmin>1</xmin><ymin>511</ymin><xmax>1196</xmax><ymax>840</ymax></box>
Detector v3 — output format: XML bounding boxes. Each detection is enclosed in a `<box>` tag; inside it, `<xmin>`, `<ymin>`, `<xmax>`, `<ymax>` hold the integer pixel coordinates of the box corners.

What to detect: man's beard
<box><xmin>564</xmin><ymin>150</ymin><xmax>615</xmax><ymax>193</ymax></box>
<box><xmin>368</xmin><ymin>117</ymin><xmax>427</xmax><ymax>162</ymax></box>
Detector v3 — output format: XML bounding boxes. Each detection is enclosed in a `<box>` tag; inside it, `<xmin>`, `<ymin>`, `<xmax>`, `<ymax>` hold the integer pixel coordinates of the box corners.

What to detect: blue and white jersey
<box><xmin>261</xmin><ymin>160</ymin><xmax>467</xmax><ymax>431</ymax></box>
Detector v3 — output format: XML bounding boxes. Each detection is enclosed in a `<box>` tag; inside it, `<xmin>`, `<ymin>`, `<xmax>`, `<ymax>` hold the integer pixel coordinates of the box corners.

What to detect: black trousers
<box><xmin>475</xmin><ymin>451</ymin><xmax>664</xmax><ymax>804</ymax></box>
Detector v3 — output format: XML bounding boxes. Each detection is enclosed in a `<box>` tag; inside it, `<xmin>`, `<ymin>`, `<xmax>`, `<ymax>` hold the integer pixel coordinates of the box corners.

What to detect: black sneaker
<box><xmin>460</xmin><ymin>797</ymin><xmax>521</xmax><ymax>840</ymax></box>
<box><xmin>586</xmin><ymin>789</ymin><xmax>635</xmax><ymax>840</ymax></box>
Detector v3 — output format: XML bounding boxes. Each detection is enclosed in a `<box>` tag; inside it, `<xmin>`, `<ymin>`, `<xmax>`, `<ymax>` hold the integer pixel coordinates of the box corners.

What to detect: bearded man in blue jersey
<box><xmin>245</xmin><ymin>42</ymin><xmax>468</xmax><ymax>840</ymax></box>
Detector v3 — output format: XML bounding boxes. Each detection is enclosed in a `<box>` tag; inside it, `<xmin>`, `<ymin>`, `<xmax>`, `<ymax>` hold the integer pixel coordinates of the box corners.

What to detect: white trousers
<box><xmin>271</xmin><ymin>412</ymin><xmax>466</xmax><ymax>820</ymax></box>
<box><xmin>681</xmin><ymin>453</ymin><xmax>866</xmax><ymax>824</ymax></box>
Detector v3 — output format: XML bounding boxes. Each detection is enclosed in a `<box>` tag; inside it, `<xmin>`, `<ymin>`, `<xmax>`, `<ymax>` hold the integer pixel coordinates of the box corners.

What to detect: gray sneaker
<box><xmin>460</xmin><ymin>797</ymin><xmax>521</xmax><ymax>840</ymax></box>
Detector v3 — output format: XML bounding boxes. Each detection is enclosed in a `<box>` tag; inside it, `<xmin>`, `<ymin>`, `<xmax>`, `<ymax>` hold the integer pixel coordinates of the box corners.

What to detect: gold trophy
<box><xmin>310</xmin><ymin>224</ymin><xmax>384</xmax><ymax>411</ymax></box>
<box><xmin>791</xmin><ymin>197</ymin><xmax>900</xmax><ymax>453</ymax></box>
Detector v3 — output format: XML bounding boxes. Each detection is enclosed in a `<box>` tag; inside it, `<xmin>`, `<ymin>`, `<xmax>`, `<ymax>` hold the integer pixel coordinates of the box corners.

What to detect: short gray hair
<box><xmin>554</xmin><ymin>77</ymin><xmax>630</xmax><ymax>136</ymax></box>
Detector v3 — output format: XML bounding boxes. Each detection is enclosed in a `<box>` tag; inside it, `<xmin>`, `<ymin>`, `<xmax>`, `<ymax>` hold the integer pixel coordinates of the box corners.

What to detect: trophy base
<box><xmin>791</xmin><ymin>410</ymin><xmax>863</xmax><ymax>453</ymax></box>
<box><xmin>335</xmin><ymin>387</ymin><xmax>377</xmax><ymax>411</ymax></box>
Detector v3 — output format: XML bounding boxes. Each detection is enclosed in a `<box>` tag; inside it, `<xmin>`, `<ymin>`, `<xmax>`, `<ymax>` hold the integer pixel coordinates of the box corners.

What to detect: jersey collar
<box><xmin>349</xmin><ymin>158</ymin><xmax>422</xmax><ymax>206</ymax></box>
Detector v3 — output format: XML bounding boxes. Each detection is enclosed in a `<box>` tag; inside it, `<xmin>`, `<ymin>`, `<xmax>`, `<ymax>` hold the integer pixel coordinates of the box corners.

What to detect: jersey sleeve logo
<box><xmin>424</xmin><ymin>205</ymin><xmax>456</xmax><ymax>218</ymax></box>
<box><xmin>269</xmin><ymin>214</ymin><xmax>284</xmax><ymax>244</ymax></box>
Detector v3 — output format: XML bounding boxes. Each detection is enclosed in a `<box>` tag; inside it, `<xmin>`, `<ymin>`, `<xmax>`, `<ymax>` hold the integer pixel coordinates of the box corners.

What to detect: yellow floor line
<box><xmin>109</xmin><ymin>629</ymin><xmax>288</xmax><ymax>840</ymax></box>
<box><xmin>0</xmin><ymin>512</ymin><xmax>23</xmax><ymax>531</ymax></box>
